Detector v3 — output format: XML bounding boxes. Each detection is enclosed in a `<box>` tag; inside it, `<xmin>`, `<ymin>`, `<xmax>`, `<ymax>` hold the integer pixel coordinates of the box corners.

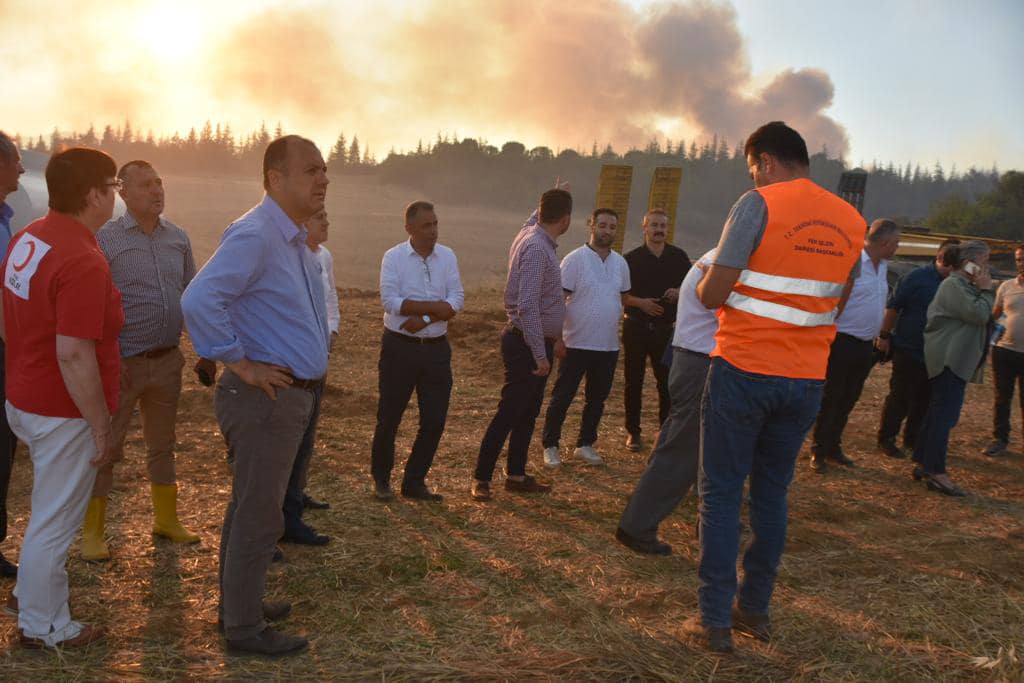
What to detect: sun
<box><xmin>136</xmin><ymin>4</ymin><xmax>209</xmax><ymax>64</ymax></box>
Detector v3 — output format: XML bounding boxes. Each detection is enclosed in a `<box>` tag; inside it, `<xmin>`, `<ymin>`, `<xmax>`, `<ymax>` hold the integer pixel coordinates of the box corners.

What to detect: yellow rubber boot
<box><xmin>151</xmin><ymin>484</ymin><xmax>200</xmax><ymax>544</ymax></box>
<box><xmin>80</xmin><ymin>496</ymin><xmax>110</xmax><ymax>561</ymax></box>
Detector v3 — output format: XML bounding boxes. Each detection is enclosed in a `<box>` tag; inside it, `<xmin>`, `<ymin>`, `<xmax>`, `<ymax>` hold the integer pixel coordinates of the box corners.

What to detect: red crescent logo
<box><xmin>12</xmin><ymin>239</ymin><xmax>36</xmax><ymax>272</ymax></box>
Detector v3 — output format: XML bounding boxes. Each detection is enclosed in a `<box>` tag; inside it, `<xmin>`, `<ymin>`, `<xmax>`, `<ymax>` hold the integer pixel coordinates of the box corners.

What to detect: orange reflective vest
<box><xmin>712</xmin><ymin>178</ymin><xmax>866</xmax><ymax>380</ymax></box>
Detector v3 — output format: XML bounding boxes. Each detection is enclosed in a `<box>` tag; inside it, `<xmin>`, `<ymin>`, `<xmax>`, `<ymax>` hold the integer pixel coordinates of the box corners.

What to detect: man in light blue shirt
<box><xmin>0</xmin><ymin>130</ymin><xmax>25</xmax><ymax>579</ymax></box>
<box><xmin>181</xmin><ymin>135</ymin><xmax>329</xmax><ymax>658</ymax></box>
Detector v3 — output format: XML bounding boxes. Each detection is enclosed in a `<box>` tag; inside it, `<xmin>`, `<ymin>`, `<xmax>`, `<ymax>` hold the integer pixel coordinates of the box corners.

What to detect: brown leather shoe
<box><xmin>20</xmin><ymin>623</ymin><xmax>105</xmax><ymax>649</ymax></box>
<box><xmin>504</xmin><ymin>475</ymin><xmax>551</xmax><ymax>494</ymax></box>
<box><xmin>681</xmin><ymin>615</ymin><xmax>732</xmax><ymax>653</ymax></box>
<box><xmin>226</xmin><ymin>626</ymin><xmax>308</xmax><ymax>657</ymax></box>
<box><xmin>470</xmin><ymin>480</ymin><xmax>492</xmax><ymax>501</ymax></box>
<box><xmin>732</xmin><ymin>605</ymin><xmax>771</xmax><ymax>642</ymax></box>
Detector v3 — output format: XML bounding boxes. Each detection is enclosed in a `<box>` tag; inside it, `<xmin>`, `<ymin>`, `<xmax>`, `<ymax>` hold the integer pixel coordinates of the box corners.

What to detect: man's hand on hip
<box><xmin>226</xmin><ymin>358</ymin><xmax>294</xmax><ymax>400</ymax></box>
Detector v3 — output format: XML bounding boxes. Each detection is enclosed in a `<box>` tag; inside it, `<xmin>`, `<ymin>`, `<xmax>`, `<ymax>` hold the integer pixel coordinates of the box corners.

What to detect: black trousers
<box><xmin>370</xmin><ymin>332</ymin><xmax>453</xmax><ymax>487</ymax></box>
<box><xmin>877</xmin><ymin>345</ymin><xmax>931</xmax><ymax>450</ymax></box>
<box><xmin>811</xmin><ymin>333</ymin><xmax>876</xmax><ymax>457</ymax></box>
<box><xmin>991</xmin><ymin>345</ymin><xmax>1024</xmax><ymax>443</ymax></box>
<box><xmin>622</xmin><ymin>320</ymin><xmax>672</xmax><ymax>436</ymax></box>
<box><xmin>541</xmin><ymin>348</ymin><xmax>618</xmax><ymax>448</ymax></box>
<box><xmin>0</xmin><ymin>341</ymin><xmax>18</xmax><ymax>545</ymax></box>
<box><xmin>475</xmin><ymin>327</ymin><xmax>553</xmax><ymax>481</ymax></box>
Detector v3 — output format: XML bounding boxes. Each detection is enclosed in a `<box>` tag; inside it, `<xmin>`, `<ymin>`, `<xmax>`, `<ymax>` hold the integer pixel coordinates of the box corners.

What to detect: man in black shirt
<box><xmin>622</xmin><ymin>209</ymin><xmax>691</xmax><ymax>451</ymax></box>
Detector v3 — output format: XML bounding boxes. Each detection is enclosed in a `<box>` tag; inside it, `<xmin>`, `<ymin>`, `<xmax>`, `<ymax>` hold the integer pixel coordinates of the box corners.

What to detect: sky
<box><xmin>0</xmin><ymin>0</ymin><xmax>1020</xmax><ymax>171</ymax></box>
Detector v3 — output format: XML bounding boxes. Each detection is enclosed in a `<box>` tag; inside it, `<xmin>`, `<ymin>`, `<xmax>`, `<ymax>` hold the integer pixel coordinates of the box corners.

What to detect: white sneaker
<box><xmin>574</xmin><ymin>445</ymin><xmax>604</xmax><ymax>465</ymax></box>
<box><xmin>543</xmin><ymin>446</ymin><xmax>561</xmax><ymax>467</ymax></box>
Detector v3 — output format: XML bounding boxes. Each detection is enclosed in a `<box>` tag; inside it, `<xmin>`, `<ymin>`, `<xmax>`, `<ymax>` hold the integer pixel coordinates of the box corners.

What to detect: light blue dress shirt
<box><xmin>182</xmin><ymin>195</ymin><xmax>329</xmax><ymax>379</ymax></box>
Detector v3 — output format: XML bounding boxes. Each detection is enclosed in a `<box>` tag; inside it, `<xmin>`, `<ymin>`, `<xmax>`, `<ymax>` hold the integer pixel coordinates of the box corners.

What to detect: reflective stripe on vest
<box><xmin>725</xmin><ymin>292</ymin><xmax>838</xmax><ymax>327</ymax></box>
<box><xmin>737</xmin><ymin>269</ymin><xmax>846</xmax><ymax>298</ymax></box>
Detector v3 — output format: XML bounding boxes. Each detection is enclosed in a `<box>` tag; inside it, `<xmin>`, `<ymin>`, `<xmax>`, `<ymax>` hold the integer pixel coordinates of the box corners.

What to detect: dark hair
<box><xmin>538</xmin><ymin>188</ymin><xmax>572</xmax><ymax>223</ymax></box>
<box><xmin>262</xmin><ymin>135</ymin><xmax>316</xmax><ymax>191</ymax></box>
<box><xmin>937</xmin><ymin>238</ymin><xmax>961</xmax><ymax>267</ymax></box>
<box><xmin>405</xmin><ymin>200</ymin><xmax>435</xmax><ymax>223</ymax></box>
<box><xmin>117</xmin><ymin>159</ymin><xmax>154</xmax><ymax>181</ymax></box>
<box><xmin>743</xmin><ymin>121</ymin><xmax>809</xmax><ymax>168</ymax></box>
<box><xmin>46</xmin><ymin>147</ymin><xmax>117</xmax><ymax>214</ymax></box>
<box><xmin>0</xmin><ymin>131</ymin><xmax>16</xmax><ymax>164</ymax></box>
<box><xmin>590</xmin><ymin>207</ymin><xmax>618</xmax><ymax>224</ymax></box>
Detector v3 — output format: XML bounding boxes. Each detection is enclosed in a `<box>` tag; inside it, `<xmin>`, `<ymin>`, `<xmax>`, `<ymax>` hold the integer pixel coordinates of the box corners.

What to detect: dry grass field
<box><xmin>1</xmin><ymin>175</ymin><xmax>1022</xmax><ymax>680</ymax></box>
<box><xmin>0</xmin><ymin>289</ymin><xmax>1022</xmax><ymax>681</ymax></box>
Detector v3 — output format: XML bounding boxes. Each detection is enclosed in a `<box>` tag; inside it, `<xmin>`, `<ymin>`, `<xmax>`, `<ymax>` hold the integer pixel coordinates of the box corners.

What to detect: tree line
<box><xmin>10</xmin><ymin>121</ymin><xmax>1016</xmax><ymax>244</ymax></box>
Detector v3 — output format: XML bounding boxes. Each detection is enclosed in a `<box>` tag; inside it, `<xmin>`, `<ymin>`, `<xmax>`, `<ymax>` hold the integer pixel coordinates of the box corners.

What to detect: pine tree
<box><xmin>329</xmin><ymin>133</ymin><xmax>347</xmax><ymax>165</ymax></box>
<box><xmin>348</xmin><ymin>136</ymin><xmax>361</xmax><ymax>167</ymax></box>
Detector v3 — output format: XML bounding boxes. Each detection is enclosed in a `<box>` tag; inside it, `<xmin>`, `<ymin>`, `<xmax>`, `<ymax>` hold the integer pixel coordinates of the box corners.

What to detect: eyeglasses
<box><xmin>421</xmin><ymin>256</ymin><xmax>432</xmax><ymax>283</ymax></box>
<box><xmin>105</xmin><ymin>179</ymin><xmax>124</xmax><ymax>191</ymax></box>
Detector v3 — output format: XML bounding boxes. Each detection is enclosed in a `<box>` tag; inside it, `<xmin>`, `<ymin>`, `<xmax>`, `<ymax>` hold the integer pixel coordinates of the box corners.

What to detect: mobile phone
<box><xmin>964</xmin><ymin>261</ymin><xmax>981</xmax><ymax>276</ymax></box>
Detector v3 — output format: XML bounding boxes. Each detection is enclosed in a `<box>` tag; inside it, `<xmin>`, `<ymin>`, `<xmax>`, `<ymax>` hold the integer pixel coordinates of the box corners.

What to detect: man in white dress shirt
<box><xmin>279</xmin><ymin>210</ymin><xmax>340</xmax><ymax>545</ymax></box>
<box><xmin>810</xmin><ymin>218</ymin><xmax>901</xmax><ymax>472</ymax></box>
<box><xmin>371</xmin><ymin>201</ymin><xmax>464</xmax><ymax>501</ymax></box>
<box><xmin>540</xmin><ymin>208</ymin><xmax>631</xmax><ymax>467</ymax></box>
<box><xmin>617</xmin><ymin>249</ymin><xmax>718</xmax><ymax>554</ymax></box>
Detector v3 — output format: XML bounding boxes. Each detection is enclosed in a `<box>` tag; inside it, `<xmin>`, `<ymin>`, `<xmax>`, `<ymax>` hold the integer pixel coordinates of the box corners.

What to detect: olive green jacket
<box><xmin>923</xmin><ymin>273</ymin><xmax>995</xmax><ymax>383</ymax></box>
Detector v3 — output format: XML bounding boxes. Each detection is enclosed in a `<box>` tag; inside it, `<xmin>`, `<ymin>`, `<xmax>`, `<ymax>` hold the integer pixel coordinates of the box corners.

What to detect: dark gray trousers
<box><xmin>619</xmin><ymin>347</ymin><xmax>710</xmax><ymax>542</ymax></box>
<box><xmin>215</xmin><ymin>370</ymin><xmax>315</xmax><ymax>640</ymax></box>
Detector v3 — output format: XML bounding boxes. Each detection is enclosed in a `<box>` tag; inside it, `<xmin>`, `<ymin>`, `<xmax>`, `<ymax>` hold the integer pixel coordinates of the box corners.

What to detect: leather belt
<box><xmin>385</xmin><ymin>329</ymin><xmax>447</xmax><ymax>345</ymax></box>
<box><xmin>286</xmin><ymin>374</ymin><xmax>325</xmax><ymax>391</ymax></box>
<box><xmin>505</xmin><ymin>325</ymin><xmax>557</xmax><ymax>344</ymax></box>
<box><xmin>131</xmin><ymin>345</ymin><xmax>178</xmax><ymax>359</ymax></box>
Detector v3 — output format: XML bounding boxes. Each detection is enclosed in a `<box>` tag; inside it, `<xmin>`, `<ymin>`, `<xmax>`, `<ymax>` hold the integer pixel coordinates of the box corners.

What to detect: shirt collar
<box><xmin>531</xmin><ymin>224</ymin><xmax>557</xmax><ymax>250</ymax></box>
<box><xmin>120</xmin><ymin>210</ymin><xmax>166</xmax><ymax>234</ymax></box>
<box><xmin>0</xmin><ymin>201</ymin><xmax>12</xmax><ymax>223</ymax></box>
<box><xmin>402</xmin><ymin>239</ymin><xmax>435</xmax><ymax>259</ymax></box>
<box><xmin>46</xmin><ymin>210</ymin><xmax>97</xmax><ymax>245</ymax></box>
<box><xmin>260</xmin><ymin>194</ymin><xmax>306</xmax><ymax>244</ymax></box>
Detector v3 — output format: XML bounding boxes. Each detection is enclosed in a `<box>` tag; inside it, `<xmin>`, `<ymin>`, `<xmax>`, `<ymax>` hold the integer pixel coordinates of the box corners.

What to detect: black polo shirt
<box><xmin>624</xmin><ymin>243</ymin><xmax>692</xmax><ymax>326</ymax></box>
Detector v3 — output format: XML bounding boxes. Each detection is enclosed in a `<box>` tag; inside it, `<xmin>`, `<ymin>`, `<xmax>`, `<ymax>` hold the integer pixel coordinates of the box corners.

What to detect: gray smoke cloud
<box><xmin>1</xmin><ymin>0</ymin><xmax>849</xmax><ymax>156</ymax></box>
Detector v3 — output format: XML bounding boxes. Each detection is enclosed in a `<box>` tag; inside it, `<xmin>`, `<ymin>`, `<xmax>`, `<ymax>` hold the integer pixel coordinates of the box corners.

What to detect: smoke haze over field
<box><xmin>1</xmin><ymin>0</ymin><xmax>848</xmax><ymax>156</ymax></box>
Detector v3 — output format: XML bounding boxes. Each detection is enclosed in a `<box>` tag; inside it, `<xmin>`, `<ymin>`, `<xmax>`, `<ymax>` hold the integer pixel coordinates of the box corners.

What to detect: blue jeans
<box><xmin>912</xmin><ymin>367</ymin><xmax>967</xmax><ymax>475</ymax></box>
<box><xmin>541</xmin><ymin>348</ymin><xmax>618</xmax><ymax>448</ymax></box>
<box><xmin>698</xmin><ymin>358</ymin><xmax>824</xmax><ymax>627</ymax></box>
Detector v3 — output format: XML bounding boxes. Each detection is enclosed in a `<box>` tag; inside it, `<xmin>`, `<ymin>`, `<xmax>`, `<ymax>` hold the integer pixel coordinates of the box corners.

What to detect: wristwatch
<box><xmin>421</xmin><ymin>314</ymin><xmax>431</xmax><ymax>324</ymax></box>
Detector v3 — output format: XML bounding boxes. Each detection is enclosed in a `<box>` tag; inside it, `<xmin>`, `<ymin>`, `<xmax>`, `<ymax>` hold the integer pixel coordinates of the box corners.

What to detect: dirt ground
<box><xmin>1</xmin><ymin>286</ymin><xmax>1022</xmax><ymax>681</ymax></box>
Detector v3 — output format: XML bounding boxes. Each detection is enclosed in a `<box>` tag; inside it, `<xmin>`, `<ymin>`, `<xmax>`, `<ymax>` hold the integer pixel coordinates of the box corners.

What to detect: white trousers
<box><xmin>6</xmin><ymin>401</ymin><xmax>97</xmax><ymax>644</ymax></box>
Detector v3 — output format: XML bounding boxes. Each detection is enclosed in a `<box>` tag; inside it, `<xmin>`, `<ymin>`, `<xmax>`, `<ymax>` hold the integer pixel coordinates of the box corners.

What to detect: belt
<box><xmin>385</xmin><ymin>329</ymin><xmax>447</xmax><ymax>345</ymax></box>
<box><xmin>130</xmin><ymin>345</ymin><xmax>178</xmax><ymax>359</ymax></box>
<box><xmin>285</xmin><ymin>374</ymin><xmax>325</xmax><ymax>391</ymax></box>
<box><xmin>623</xmin><ymin>315</ymin><xmax>673</xmax><ymax>331</ymax></box>
<box><xmin>837</xmin><ymin>332</ymin><xmax>874</xmax><ymax>345</ymax></box>
<box><xmin>677</xmin><ymin>347</ymin><xmax>711</xmax><ymax>359</ymax></box>
<box><xmin>505</xmin><ymin>325</ymin><xmax>557</xmax><ymax>344</ymax></box>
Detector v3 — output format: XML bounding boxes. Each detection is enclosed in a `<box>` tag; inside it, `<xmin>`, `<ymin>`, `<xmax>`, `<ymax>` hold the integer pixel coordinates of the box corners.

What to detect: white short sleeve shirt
<box><xmin>673</xmin><ymin>249</ymin><xmax>719</xmax><ymax>354</ymax></box>
<box><xmin>561</xmin><ymin>245</ymin><xmax>630</xmax><ymax>352</ymax></box>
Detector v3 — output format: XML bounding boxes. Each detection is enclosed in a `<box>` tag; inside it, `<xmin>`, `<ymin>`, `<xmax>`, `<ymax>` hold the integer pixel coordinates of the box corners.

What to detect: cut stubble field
<box><xmin>1</xmin><ymin>174</ymin><xmax>1022</xmax><ymax>680</ymax></box>
<box><xmin>1</xmin><ymin>291</ymin><xmax>1022</xmax><ymax>681</ymax></box>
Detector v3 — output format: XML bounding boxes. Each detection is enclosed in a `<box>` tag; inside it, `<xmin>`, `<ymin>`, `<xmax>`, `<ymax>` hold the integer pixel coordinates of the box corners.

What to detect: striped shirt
<box><xmin>97</xmin><ymin>212</ymin><xmax>196</xmax><ymax>357</ymax></box>
<box><xmin>505</xmin><ymin>217</ymin><xmax>564</xmax><ymax>361</ymax></box>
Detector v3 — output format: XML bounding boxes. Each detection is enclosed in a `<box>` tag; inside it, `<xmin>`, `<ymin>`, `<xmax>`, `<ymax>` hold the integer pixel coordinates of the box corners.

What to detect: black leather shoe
<box><xmin>615</xmin><ymin>526</ymin><xmax>672</xmax><ymax>556</ymax></box>
<box><xmin>226</xmin><ymin>626</ymin><xmax>308</xmax><ymax>657</ymax></box>
<box><xmin>877</xmin><ymin>438</ymin><xmax>906</xmax><ymax>459</ymax></box>
<box><xmin>809</xmin><ymin>452</ymin><xmax>828</xmax><ymax>473</ymax></box>
<box><xmin>302</xmin><ymin>494</ymin><xmax>330</xmax><ymax>510</ymax></box>
<box><xmin>732</xmin><ymin>605</ymin><xmax>771</xmax><ymax>642</ymax></box>
<box><xmin>400</xmin><ymin>483</ymin><xmax>443</xmax><ymax>502</ymax></box>
<box><xmin>374</xmin><ymin>481</ymin><xmax>394</xmax><ymax>501</ymax></box>
<box><xmin>911</xmin><ymin>465</ymin><xmax>925</xmax><ymax>481</ymax></box>
<box><xmin>681</xmin><ymin>615</ymin><xmax>733</xmax><ymax>653</ymax></box>
<box><xmin>829</xmin><ymin>448</ymin><xmax>856</xmax><ymax>467</ymax></box>
<box><xmin>625</xmin><ymin>432</ymin><xmax>643</xmax><ymax>452</ymax></box>
<box><xmin>926</xmin><ymin>476</ymin><xmax>967</xmax><ymax>497</ymax></box>
<box><xmin>0</xmin><ymin>554</ymin><xmax>16</xmax><ymax>578</ymax></box>
<box><xmin>280</xmin><ymin>524</ymin><xmax>330</xmax><ymax>546</ymax></box>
